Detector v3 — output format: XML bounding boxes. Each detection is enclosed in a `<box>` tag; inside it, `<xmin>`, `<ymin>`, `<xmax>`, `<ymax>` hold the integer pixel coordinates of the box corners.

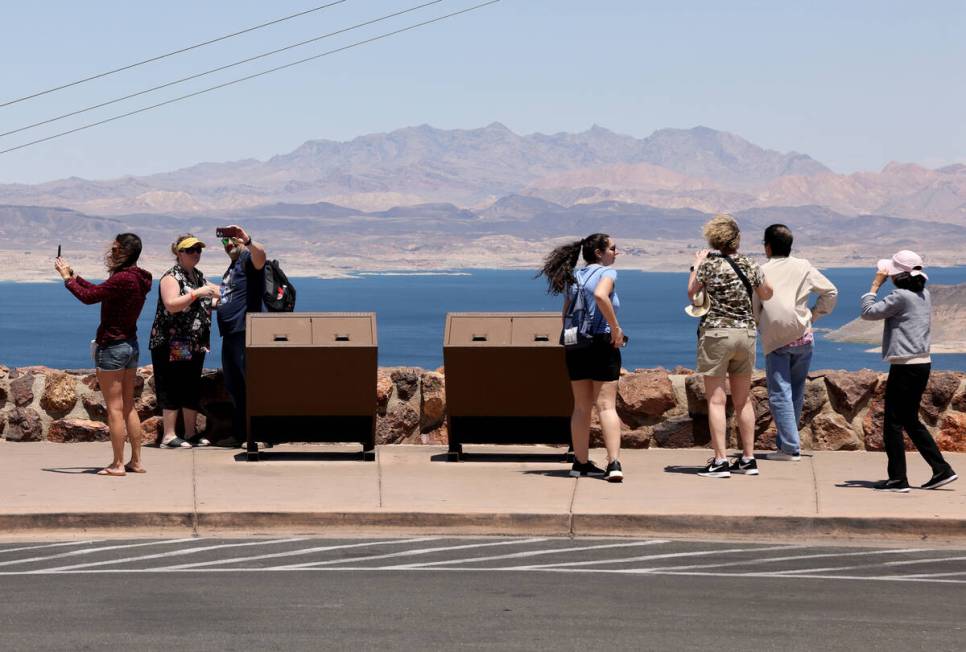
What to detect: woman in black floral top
<box><xmin>149</xmin><ymin>234</ymin><xmax>222</xmax><ymax>448</ymax></box>
<box><xmin>687</xmin><ymin>214</ymin><xmax>773</xmax><ymax>478</ymax></box>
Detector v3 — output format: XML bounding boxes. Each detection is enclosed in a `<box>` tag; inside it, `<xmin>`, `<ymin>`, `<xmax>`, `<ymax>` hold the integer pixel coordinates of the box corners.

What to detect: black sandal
<box><xmin>187</xmin><ymin>435</ymin><xmax>211</xmax><ymax>447</ymax></box>
<box><xmin>161</xmin><ymin>436</ymin><xmax>192</xmax><ymax>449</ymax></box>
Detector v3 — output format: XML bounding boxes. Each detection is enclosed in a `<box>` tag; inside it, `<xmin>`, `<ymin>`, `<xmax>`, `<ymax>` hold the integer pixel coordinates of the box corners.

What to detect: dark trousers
<box><xmin>221</xmin><ymin>331</ymin><xmax>247</xmax><ymax>441</ymax></box>
<box><xmin>883</xmin><ymin>363</ymin><xmax>951</xmax><ymax>481</ymax></box>
<box><xmin>151</xmin><ymin>347</ymin><xmax>205</xmax><ymax>411</ymax></box>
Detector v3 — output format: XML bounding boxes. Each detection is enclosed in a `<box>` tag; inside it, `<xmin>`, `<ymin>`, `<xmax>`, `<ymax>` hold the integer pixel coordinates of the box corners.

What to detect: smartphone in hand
<box><xmin>215</xmin><ymin>226</ymin><xmax>241</xmax><ymax>238</ymax></box>
<box><xmin>57</xmin><ymin>244</ymin><xmax>61</xmax><ymax>258</ymax></box>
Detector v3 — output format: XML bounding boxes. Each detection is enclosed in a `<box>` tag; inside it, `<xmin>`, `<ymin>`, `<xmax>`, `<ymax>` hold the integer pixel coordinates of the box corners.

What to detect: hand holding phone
<box><xmin>215</xmin><ymin>226</ymin><xmax>239</xmax><ymax>239</ymax></box>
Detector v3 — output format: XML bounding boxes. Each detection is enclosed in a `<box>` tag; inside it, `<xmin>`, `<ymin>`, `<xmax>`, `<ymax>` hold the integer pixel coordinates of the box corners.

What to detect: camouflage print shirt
<box><xmin>696</xmin><ymin>253</ymin><xmax>764</xmax><ymax>330</ymax></box>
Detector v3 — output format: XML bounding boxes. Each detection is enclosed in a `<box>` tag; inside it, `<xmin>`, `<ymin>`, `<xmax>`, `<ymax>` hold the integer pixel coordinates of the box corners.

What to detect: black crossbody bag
<box><xmin>697</xmin><ymin>254</ymin><xmax>755</xmax><ymax>336</ymax></box>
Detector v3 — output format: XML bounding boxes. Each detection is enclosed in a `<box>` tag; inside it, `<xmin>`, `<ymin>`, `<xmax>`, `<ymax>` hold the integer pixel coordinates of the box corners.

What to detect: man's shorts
<box><xmin>696</xmin><ymin>328</ymin><xmax>756</xmax><ymax>377</ymax></box>
<box><xmin>95</xmin><ymin>338</ymin><xmax>140</xmax><ymax>371</ymax></box>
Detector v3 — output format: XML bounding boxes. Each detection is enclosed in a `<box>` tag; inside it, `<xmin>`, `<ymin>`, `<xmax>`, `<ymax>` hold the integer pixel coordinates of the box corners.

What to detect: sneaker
<box><xmin>570</xmin><ymin>460</ymin><xmax>606</xmax><ymax>477</ymax></box>
<box><xmin>729</xmin><ymin>456</ymin><xmax>759</xmax><ymax>476</ymax></box>
<box><xmin>604</xmin><ymin>460</ymin><xmax>624</xmax><ymax>483</ymax></box>
<box><xmin>874</xmin><ymin>479</ymin><xmax>910</xmax><ymax>493</ymax></box>
<box><xmin>697</xmin><ymin>458</ymin><xmax>731</xmax><ymax>478</ymax></box>
<box><xmin>765</xmin><ymin>451</ymin><xmax>801</xmax><ymax>462</ymax></box>
<box><xmin>920</xmin><ymin>469</ymin><xmax>958</xmax><ymax>490</ymax></box>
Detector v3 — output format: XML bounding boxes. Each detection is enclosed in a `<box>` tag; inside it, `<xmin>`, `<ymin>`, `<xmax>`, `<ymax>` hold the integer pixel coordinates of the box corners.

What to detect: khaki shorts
<box><xmin>696</xmin><ymin>328</ymin><xmax>757</xmax><ymax>377</ymax></box>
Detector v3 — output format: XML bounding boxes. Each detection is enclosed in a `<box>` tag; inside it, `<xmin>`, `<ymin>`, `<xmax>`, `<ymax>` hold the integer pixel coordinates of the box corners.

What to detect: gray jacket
<box><xmin>860</xmin><ymin>288</ymin><xmax>931</xmax><ymax>360</ymax></box>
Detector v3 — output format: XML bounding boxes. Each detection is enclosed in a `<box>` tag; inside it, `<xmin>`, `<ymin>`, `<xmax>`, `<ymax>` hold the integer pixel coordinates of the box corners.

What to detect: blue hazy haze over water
<box><xmin>2</xmin><ymin>268</ymin><xmax>965</xmax><ymax>372</ymax></box>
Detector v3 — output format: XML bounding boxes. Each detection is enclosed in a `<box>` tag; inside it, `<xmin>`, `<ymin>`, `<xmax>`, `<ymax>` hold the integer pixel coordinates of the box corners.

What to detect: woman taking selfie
<box><xmin>149</xmin><ymin>234</ymin><xmax>221</xmax><ymax>449</ymax></box>
<box><xmin>540</xmin><ymin>233</ymin><xmax>625</xmax><ymax>482</ymax></box>
<box><xmin>861</xmin><ymin>250</ymin><xmax>958</xmax><ymax>492</ymax></box>
<box><xmin>55</xmin><ymin>234</ymin><xmax>153</xmax><ymax>476</ymax></box>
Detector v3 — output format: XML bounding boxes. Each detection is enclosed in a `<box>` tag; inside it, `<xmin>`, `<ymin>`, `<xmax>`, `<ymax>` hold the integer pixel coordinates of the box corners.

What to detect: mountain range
<box><xmin>3</xmin><ymin>123</ymin><xmax>964</xmax><ymax>224</ymax></box>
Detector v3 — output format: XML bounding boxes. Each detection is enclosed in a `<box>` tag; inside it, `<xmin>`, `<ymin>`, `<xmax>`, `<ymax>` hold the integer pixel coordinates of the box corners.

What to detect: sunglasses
<box><xmin>182</xmin><ymin>246</ymin><xmax>203</xmax><ymax>254</ymax></box>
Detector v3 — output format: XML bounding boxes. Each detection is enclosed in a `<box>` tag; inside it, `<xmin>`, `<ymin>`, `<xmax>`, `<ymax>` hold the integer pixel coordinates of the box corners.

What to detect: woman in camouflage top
<box><xmin>687</xmin><ymin>214</ymin><xmax>773</xmax><ymax>478</ymax></box>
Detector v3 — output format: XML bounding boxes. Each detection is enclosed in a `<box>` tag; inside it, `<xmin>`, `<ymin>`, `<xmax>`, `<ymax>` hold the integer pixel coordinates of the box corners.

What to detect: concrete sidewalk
<box><xmin>0</xmin><ymin>441</ymin><xmax>963</xmax><ymax>542</ymax></box>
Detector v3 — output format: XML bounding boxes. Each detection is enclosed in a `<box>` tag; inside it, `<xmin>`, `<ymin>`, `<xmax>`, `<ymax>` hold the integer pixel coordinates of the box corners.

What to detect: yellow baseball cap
<box><xmin>176</xmin><ymin>237</ymin><xmax>206</xmax><ymax>250</ymax></box>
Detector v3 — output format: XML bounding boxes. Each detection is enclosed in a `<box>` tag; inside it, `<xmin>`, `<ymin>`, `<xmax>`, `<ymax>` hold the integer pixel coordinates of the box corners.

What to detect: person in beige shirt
<box><xmin>753</xmin><ymin>224</ymin><xmax>837</xmax><ymax>460</ymax></box>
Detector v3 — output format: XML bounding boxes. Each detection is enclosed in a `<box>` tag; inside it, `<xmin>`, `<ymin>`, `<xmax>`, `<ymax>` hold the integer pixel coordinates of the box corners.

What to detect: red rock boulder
<box><xmin>617</xmin><ymin>368</ymin><xmax>676</xmax><ymax>426</ymax></box>
<box><xmin>920</xmin><ymin>372</ymin><xmax>963</xmax><ymax>424</ymax></box>
<box><xmin>936</xmin><ymin>412</ymin><xmax>966</xmax><ymax>452</ymax></box>
<box><xmin>419</xmin><ymin>371</ymin><xmax>446</xmax><ymax>433</ymax></box>
<box><xmin>5</xmin><ymin>407</ymin><xmax>44</xmax><ymax>441</ymax></box>
<box><xmin>47</xmin><ymin>419</ymin><xmax>110</xmax><ymax>443</ymax></box>
<box><xmin>823</xmin><ymin>369</ymin><xmax>878</xmax><ymax>418</ymax></box>
<box><xmin>810</xmin><ymin>412</ymin><xmax>861</xmax><ymax>451</ymax></box>
<box><xmin>40</xmin><ymin>371</ymin><xmax>77</xmax><ymax>416</ymax></box>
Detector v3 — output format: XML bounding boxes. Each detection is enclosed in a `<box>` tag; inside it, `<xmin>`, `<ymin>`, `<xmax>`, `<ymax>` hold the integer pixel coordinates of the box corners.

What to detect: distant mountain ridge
<box><xmin>1</xmin><ymin>123</ymin><xmax>964</xmax><ymax>225</ymax></box>
<box><xmin>0</xmin><ymin>123</ymin><xmax>829</xmax><ymax>213</ymax></box>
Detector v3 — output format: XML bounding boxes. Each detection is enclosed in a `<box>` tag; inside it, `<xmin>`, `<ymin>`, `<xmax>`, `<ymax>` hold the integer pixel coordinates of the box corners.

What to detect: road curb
<box><xmin>2</xmin><ymin>511</ymin><xmax>965</xmax><ymax>542</ymax></box>
<box><xmin>571</xmin><ymin>514</ymin><xmax>966</xmax><ymax>542</ymax></box>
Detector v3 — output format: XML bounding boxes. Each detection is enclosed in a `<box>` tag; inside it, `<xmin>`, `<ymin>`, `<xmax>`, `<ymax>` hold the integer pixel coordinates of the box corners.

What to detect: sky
<box><xmin>0</xmin><ymin>0</ymin><xmax>964</xmax><ymax>184</ymax></box>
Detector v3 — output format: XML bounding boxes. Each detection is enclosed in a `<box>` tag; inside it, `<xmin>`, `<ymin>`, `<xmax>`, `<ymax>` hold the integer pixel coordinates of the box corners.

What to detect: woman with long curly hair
<box><xmin>540</xmin><ymin>233</ymin><xmax>625</xmax><ymax>482</ymax></box>
<box><xmin>55</xmin><ymin>234</ymin><xmax>153</xmax><ymax>476</ymax></box>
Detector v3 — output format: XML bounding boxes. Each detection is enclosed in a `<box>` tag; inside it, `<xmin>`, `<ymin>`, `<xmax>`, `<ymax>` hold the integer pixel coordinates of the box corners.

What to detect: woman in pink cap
<box><xmin>860</xmin><ymin>250</ymin><xmax>957</xmax><ymax>492</ymax></box>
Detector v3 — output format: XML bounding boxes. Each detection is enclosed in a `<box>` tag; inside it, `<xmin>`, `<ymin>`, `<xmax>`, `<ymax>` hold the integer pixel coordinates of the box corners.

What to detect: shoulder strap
<box><xmin>565</xmin><ymin>265</ymin><xmax>605</xmax><ymax>317</ymax></box>
<box><xmin>720</xmin><ymin>254</ymin><xmax>754</xmax><ymax>303</ymax></box>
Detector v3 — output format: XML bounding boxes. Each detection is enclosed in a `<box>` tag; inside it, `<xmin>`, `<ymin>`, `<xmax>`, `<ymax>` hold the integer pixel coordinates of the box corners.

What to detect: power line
<box><xmin>0</xmin><ymin>1</ymin><xmax>348</xmax><ymax>109</ymax></box>
<box><xmin>0</xmin><ymin>1</ymin><xmax>500</xmax><ymax>156</ymax></box>
<box><xmin>0</xmin><ymin>1</ymin><xmax>444</xmax><ymax>139</ymax></box>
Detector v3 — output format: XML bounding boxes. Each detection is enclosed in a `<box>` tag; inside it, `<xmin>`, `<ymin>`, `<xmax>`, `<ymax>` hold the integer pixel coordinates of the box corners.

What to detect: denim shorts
<box><xmin>95</xmin><ymin>338</ymin><xmax>139</xmax><ymax>371</ymax></box>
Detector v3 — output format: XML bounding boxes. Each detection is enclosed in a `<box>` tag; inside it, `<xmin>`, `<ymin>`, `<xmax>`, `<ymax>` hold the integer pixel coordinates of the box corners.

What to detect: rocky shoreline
<box><xmin>2</xmin><ymin>364</ymin><xmax>964</xmax><ymax>452</ymax></box>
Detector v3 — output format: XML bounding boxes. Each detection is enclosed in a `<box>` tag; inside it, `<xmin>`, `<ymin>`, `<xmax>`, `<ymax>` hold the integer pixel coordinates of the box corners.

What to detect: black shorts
<box><xmin>151</xmin><ymin>347</ymin><xmax>206</xmax><ymax>411</ymax></box>
<box><xmin>565</xmin><ymin>335</ymin><xmax>622</xmax><ymax>382</ymax></box>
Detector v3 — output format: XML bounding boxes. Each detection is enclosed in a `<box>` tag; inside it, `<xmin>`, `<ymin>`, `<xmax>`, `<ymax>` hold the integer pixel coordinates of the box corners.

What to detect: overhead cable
<box><xmin>0</xmin><ymin>1</ymin><xmax>348</xmax><ymax>109</ymax></box>
<box><xmin>0</xmin><ymin>0</ymin><xmax>444</xmax><ymax>139</ymax></box>
<box><xmin>0</xmin><ymin>1</ymin><xmax>500</xmax><ymax>156</ymax></box>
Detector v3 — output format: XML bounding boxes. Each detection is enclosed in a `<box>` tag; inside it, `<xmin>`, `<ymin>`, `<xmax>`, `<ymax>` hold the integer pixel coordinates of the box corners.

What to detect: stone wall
<box><xmin>1</xmin><ymin>363</ymin><xmax>964</xmax><ymax>451</ymax></box>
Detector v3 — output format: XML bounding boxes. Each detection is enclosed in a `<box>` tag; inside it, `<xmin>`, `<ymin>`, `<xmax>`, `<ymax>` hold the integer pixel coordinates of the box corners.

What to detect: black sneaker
<box><xmin>874</xmin><ymin>479</ymin><xmax>910</xmax><ymax>493</ymax></box>
<box><xmin>697</xmin><ymin>458</ymin><xmax>731</xmax><ymax>478</ymax></box>
<box><xmin>729</xmin><ymin>456</ymin><xmax>759</xmax><ymax>476</ymax></box>
<box><xmin>605</xmin><ymin>460</ymin><xmax>624</xmax><ymax>483</ymax></box>
<box><xmin>570</xmin><ymin>460</ymin><xmax>606</xmax><ymax>477</ymax></box>
<box><xmin>921</xmin><ymin>469</ymin><xmax>958</xmax><ymax>490</ymax></box>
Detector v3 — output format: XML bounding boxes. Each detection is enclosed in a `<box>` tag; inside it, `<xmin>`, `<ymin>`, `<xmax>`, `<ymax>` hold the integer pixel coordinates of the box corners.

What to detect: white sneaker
<box><xmin>765</xmin><ymin>451</ymin><xmax>801</xmax><ymax>462</ymax></box>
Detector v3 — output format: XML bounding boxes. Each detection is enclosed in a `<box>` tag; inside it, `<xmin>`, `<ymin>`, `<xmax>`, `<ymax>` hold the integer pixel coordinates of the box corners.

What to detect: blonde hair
<box><xmin>171</xmin><ymin>233</ymin><xmax>195</xmax><ymax>258</ymax></box>
<box><xmin>703</xmin><ymin>214</ymin><xmax>741</xmax><ymax>253</ymax></box>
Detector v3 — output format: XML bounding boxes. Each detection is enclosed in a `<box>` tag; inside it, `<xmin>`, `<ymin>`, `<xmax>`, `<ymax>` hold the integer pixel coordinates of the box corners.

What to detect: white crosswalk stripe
<box><xmin>1</xmin><ymin>537</ymin><xmax>964</xmax><ymax>584</ymax></box>
<box><xmin>34</xmin><ymin>537</ymin><xmax>308</xmax><ymax>573</ymax></box>
<box><xmin>503</xmin><ymin>545</ymin><xmax>805</xmax><ymax>570</ymax></box>
<box><xmin>0</xmin><ymin>538</ymin><xmax>196</xmax><ymax>568</ymax></box>
<box><xmin>0</xmin><ymin>540</ymin><xmax>101</xmax><ymax>554</ymax></box>
<box><xmin>380</xmin><ymin>539</ymin><xmax>670</xmax><ymax>569</ymax></box>
<box><xmin>273</xmin><ymin>537</ymin><xmax>551</xmax><ymax>570</ymax></box>
<box><xmin>154</xmin><ymin>537</ymin><xmax>441</xmax><ymax>570</ymax></box>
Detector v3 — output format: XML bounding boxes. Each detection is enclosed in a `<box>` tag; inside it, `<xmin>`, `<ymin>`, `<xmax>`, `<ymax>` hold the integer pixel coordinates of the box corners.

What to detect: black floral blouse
<box><xmin>149</xmin><ymin>265</ymin><xmax>212</xmax><ymax>352</ymax></box>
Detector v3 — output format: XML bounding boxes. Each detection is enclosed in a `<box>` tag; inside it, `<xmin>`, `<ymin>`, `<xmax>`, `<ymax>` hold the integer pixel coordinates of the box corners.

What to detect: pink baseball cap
<box><xmin>876</xmin><ymin>250</ymin><xmax>928</xmax><ymax>280</ymax></box>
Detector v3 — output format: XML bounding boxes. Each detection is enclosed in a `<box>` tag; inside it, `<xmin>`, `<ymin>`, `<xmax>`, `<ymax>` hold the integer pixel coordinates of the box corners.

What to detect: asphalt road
<box><xmin>1</xmin><ymin>536</ymin><xmax>964</xmax><ymax>651</ymax></box>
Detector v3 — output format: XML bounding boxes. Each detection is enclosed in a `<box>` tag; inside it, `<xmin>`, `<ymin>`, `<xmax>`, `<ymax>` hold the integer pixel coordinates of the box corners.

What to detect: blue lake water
<box><xmin>2</xmin><ymin>267</ymin><xmax>965</xmax><ymax>371</ymax></box>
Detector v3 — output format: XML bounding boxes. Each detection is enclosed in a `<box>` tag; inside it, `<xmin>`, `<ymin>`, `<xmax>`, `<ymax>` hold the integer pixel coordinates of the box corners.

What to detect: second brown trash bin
<box><xmin>443</xmin><ymin>312</ymin><xmax>573</xmax><ymax>461</ymax></box>
<box><xmin>245</xmin><ymin>312</ymin><xmax>377</xmax><ymax>461</ymax></box>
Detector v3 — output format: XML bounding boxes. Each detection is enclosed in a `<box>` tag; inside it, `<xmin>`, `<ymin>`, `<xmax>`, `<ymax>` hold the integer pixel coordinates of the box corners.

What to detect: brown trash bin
<box><xmin>443</xmin><ymin>312</ymin><xmax>573</xmax><ymax>461</ymax></box>
<box><xmin>245</xmin><ymin>312</ymin><xmax>377</xmax><ymax>461</ymax></box>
